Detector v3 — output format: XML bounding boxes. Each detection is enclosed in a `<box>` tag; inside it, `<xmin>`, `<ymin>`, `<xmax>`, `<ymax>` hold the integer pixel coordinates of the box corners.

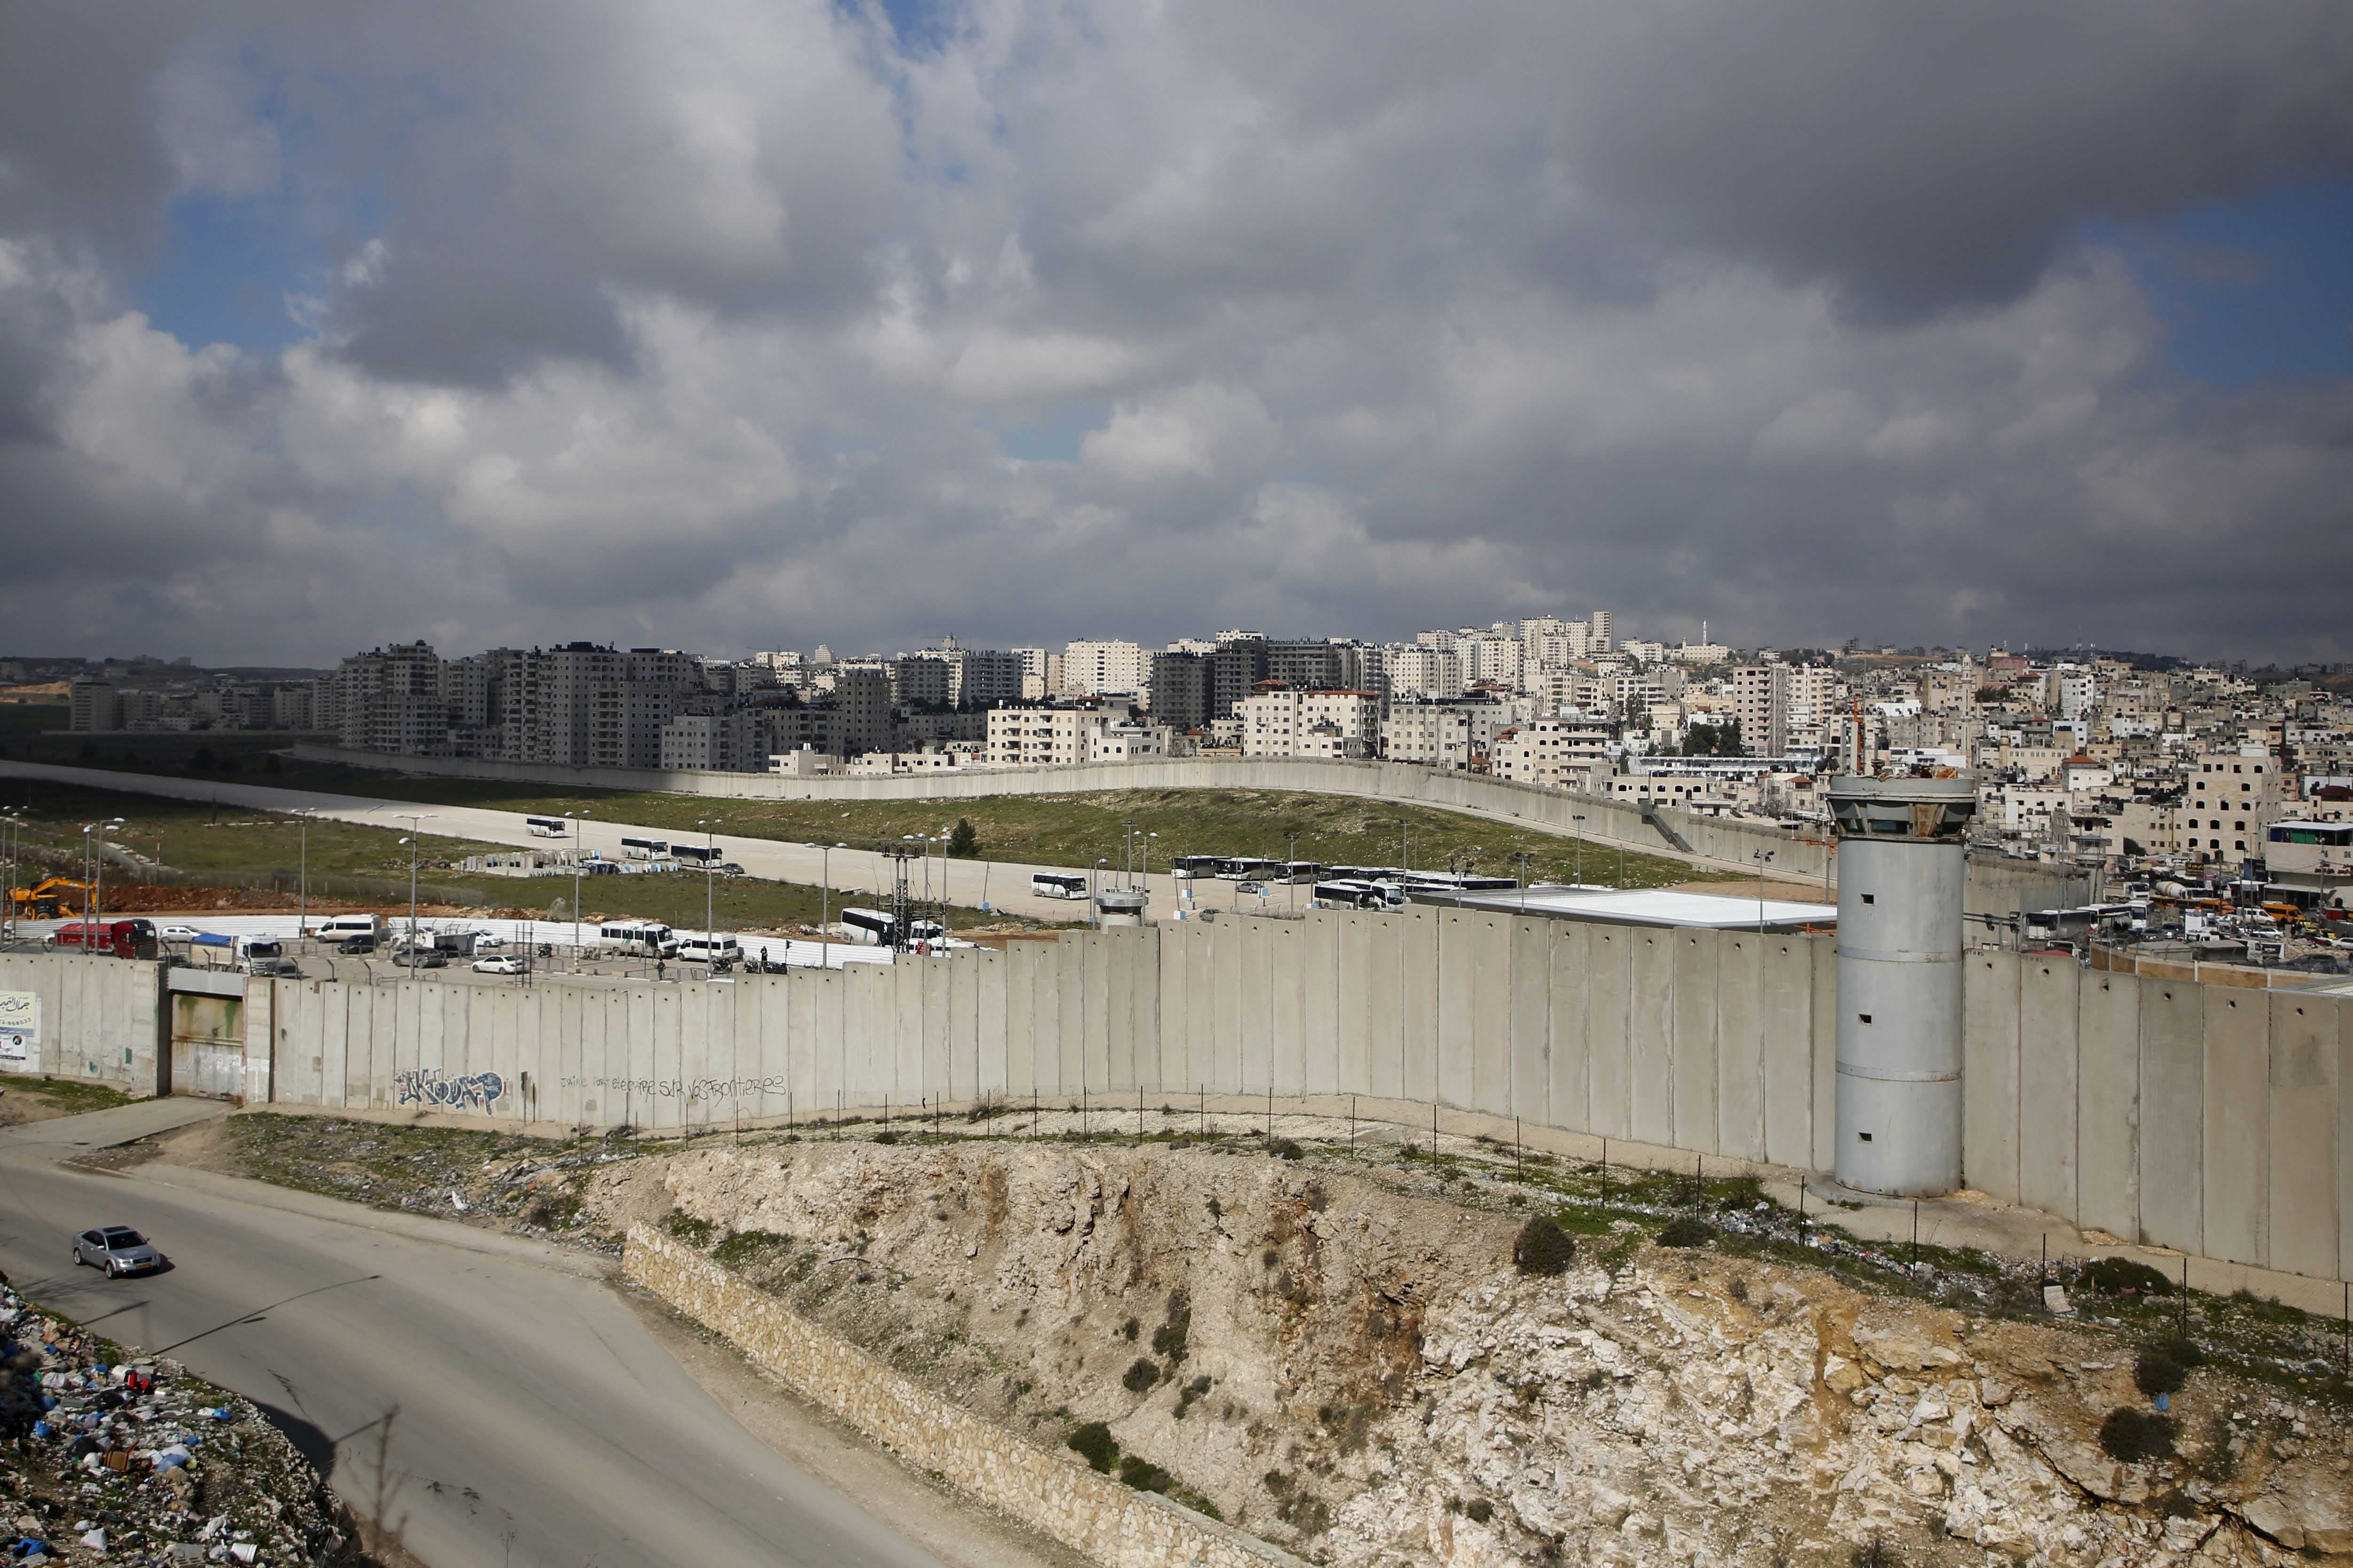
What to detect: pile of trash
<box><xmin>0</xmin><ymin>1277</ymin><xmax>363</xmax><ymax>1565</ymax></box>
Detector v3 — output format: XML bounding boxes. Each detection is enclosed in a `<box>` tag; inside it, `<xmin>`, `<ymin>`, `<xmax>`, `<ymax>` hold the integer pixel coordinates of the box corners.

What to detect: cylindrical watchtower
<box><xmin>1828</xmin><ymin>775</ymin><xmax>1977</xmax><ymax>1195</ymax></box>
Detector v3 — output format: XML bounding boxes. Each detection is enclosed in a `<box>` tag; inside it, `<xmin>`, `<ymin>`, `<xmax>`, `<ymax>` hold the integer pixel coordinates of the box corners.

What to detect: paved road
<box><xmin>0</xmin><ymin>1100</ymin><xmax>963</xmax><ymax>1568</ymax></box>
<box><xmin>0</xmin><ymin>760</ymin><xmax>1122</xmax><ymax>922</ymax></box>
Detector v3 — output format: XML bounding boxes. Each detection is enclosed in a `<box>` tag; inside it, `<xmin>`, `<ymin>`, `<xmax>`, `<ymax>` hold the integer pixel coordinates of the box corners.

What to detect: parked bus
<box><xmin>675</xmin><ymin>933</ymin><xmax>742</xmax><ymax>965</ymax></box>
<box><xmin>674</xmin><ymin>843</ymin><xmax>723</xmax><ymax>865</ymax></box>
<box><xmin>597</xmin><ymin>920</ymin><xmax>678</xmax><ymax>958</ymax></box>
<box><xmin>48</xmin><ymin>919</ymin><xmax>158</xmax><ymax>960</ymax></box>
<box><xmin>619</xmin><ymin>837</ymin><xmax>669</xmax><ymax>860</ymax></box>
<box><xmin>1217</xmin><ymin>857</ymin><xmax>1286</xmax><ymax>882</ymax></box>
<box><xmin>1031</xmin><ymin>873</ymin><xmax>1090</xmax><ymax>900</ymax></box>
<box><xmin>1168</xmin><ymin>856</ymin><xmax>1224</xmax><ymax>881</ymax></box>
<box><xmin>525</xmin><ymin>816</ymin><xmax>568</xmax><ymax>839</ymax></box>
<box><xmin>838</xmin><ymin>908</ymin><xmax>945</xmax><ymax>946</ymax></box>
<box><xmin>1312</xmin><ymin>880</ymin><xmax>1403</xmax><ymax>911</ymax></box>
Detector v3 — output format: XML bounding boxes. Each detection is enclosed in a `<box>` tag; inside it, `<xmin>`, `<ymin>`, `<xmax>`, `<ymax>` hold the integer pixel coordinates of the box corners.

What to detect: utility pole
<box><xmin>383</xmin><ymin>811</ymin><xmax>438</xmax><ymax>974</ymax></box>
<box><xmin>1753</xmin><ymin>849</ymin><xmax>1774</xmax><ymax>934</ymax></box>
<box><xmin>697</xmin><ymin>816</ymin><xmax>724</xmax><ymax>975</ymax></box>
<box><xmin>295</xmin><ymin>808</ymin><xmax>313</xmax><ymax>952</ymax></box>
<box><xmin>1572</xmin><ymin>813</ymin><xmax>1586</xmax><ymax>886</ymax></box>
<box><xmin>566</xmin><ymin>809</ymin><xmax>592</xmax><ymax>971</ymax></box>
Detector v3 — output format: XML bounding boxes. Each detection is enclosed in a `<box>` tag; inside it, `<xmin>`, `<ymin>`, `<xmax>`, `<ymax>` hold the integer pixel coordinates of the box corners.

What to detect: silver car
<box><xmin>73</xmin><ymin>1226</ymin><xmax>165</xmax><ymax>1277</ymax></box>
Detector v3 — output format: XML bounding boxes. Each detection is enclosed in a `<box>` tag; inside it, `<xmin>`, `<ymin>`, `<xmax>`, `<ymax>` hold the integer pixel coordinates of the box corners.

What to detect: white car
<box><xmin>472</xmin><ymin>955</ymin><xmax>527</xmax><ymax>975</ymax></box>
<box><xmin>470</xmin><ymin>932</ymin><xmax>505</xmax><ymax>950</ymax></box>
<box><xmin>161</xmin><ymin>925</ymin><xmax>202</xmax><ymax>942</ymax></box>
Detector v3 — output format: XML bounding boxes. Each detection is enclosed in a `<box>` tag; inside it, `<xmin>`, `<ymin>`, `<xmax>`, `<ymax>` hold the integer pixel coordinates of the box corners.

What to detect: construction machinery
<box><xmin>8</xmin><ymin>877</ymin><xmax>91</xmax><ymax>920</ymax></box>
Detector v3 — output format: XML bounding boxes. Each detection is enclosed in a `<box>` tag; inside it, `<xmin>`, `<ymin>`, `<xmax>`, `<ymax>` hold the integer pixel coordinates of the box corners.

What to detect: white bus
<box><xmin>1031</xmin><ymin>873</ymin><xmax>1089</xmax><ymax>900</ymax></box>
<box><xmin>525</xmin><ymin>816</ymin><xmax>568</xmax><ymax>839</ymax></box>
<box><xmin>1218</xmin><ymin>857</ymin><xmax>1286</xmax><ymax>882</ymax></box>
<box><xmin>1312</xmin><ymin>879</ymin><xmax>1404</xmax><ymax>911</ymax></box>
<box><xmin>1168</xmin><ymin>856</ymin><xmax>1224</xmax><ymax>881</ymax></box>
<box><xmin>676</xmin><ymin>933</ymin><xmax>742</xmax><ymax>964</ymax></box>
<box><xmin>674</xmin><ymin>842</ymin><xmax>723</xmax><ymax>865</ymax></box>
<box><xmin>619</xmin><ymin>836</ymin><xmax>669</xmax><ymax>860</ymax></box>
<box><xmin>597</xmin><ymin>920</ymin><xmax>678</xmax><ymax>958</ymax></box>
<box><xmin>838</xmin><ymin>908</ymin><xmax>945</xmax><ymax>946</ymax></box>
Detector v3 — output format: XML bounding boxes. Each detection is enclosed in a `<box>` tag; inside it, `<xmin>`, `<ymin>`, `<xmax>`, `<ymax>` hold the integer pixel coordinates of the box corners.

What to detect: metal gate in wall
<box><xmin>168</xmin><ymin>991</ymin><xmax>244</xmax><ymax>1100</ymax></box>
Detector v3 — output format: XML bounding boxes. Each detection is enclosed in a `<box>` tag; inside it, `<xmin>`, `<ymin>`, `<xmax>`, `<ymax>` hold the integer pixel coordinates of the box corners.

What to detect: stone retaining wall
<box><xmin>623</xmin><ymin>1225</ymin><xmax>1308</xmax><ymax>1568</ymax></box>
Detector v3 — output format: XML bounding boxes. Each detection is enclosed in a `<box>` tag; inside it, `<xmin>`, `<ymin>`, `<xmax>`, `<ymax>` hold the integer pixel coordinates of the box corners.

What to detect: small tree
<box><xmin>947</xmin><ymin>818</ymin><xmax>979</xmax><ymax>858</ymax></box>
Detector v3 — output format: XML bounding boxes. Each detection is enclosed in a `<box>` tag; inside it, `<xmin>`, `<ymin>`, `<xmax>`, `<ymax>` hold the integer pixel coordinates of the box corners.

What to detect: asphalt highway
<box><xmin>0</xmin><ymin>1099</ymin><xmax>962</xmax><ymax>1568</ymax></box>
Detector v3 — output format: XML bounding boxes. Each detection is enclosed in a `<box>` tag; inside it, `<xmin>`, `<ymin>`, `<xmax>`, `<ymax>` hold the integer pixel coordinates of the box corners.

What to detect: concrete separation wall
<box><xmin>288</xmin><ymin>742</ymin><xmax>1817</xmax><ymax>879</ymax></box>
<box><xmin>0</xmin><ymin>951</ymin><xmax>161</xmax><ymax>1094</ymax></box>
<box><xmin>624</xmin><ymin>1225</ymin><xmax>1306</xmax><ymax>1568</ymax></box>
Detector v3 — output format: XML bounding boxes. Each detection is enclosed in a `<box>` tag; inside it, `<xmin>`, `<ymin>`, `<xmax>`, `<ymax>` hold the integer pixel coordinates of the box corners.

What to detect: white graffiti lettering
<box><xmin>557</xmin><ymin>1074</ymin><xmax>790</xmax><ymax>1101</ymax></box>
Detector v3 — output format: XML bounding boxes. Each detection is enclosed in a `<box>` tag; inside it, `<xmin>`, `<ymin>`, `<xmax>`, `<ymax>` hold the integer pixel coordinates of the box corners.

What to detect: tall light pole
<box><xmin>84</xmin><ymin>818</ymin><xmax>123</xmax><ymax>936</ymax></box>
<box><xmin>815</xmin><ymin>842</ymin><xmax>845</xmax><ymax>967</ymax></box>
<box><xmin>293</xmin><ymin>807</ymin><xmax>315</xmax><ymax>951</ymax></box>
<box><xmin>566</xmin><ymin>810</ymin><xmax>592</xmax><ymax>970</ymax></box>
<box><xmin>1287</xmin><ymin>832</ymin><xmax>1299</xmax><ymax>919</ymax></box>
<box><xmin>697</xmin><ymin>817</ymin><xmax>725</xmax><ymax>975</ymax></box>
<box><xmin>1571</xmin><ymin>813</ymin><xmax>1587</xmax><ymax>887</ymax></box>
<box><xmin>0</xmin><ymin>809</ymin><xmax>17</xmax><ymax>942</ymax></box>
<box><xmin>1753</xmin><ymin>849</ymin><xmax>1774</xmax><ymax>934</ymax></box>
<box><xmin>384</xmin><ymin>812</ymin><xmax>438</xmax><ymax>972</ymax></box>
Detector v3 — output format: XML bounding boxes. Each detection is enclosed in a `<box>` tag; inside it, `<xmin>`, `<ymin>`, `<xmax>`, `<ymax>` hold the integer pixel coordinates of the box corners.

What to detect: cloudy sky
<box><xmin>5</xmin><ymin>1</ymin><xmax>2353</xmax><ymax>667</ymax></box>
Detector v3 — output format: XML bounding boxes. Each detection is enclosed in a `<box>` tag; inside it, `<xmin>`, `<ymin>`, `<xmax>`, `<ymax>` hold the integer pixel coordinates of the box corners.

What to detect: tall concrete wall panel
<box><xmin>1587</xmin><ymin>927</ymin><xmax>1633</xmax><ymax>1141</ymax></box>
<box><xmin>2017</xmin><ymin>958</ymin><xmax>2080</xmax><ymax>1222</ymax></box>
<box><xmin>1509</xmin><ymin>919</ymin><xmax>1551</xmax><ymax>1124</ymax></box>
<box><xmin>1715</xmin><ymin>935</ymin><xmax>1765</xmax><ymax>1162</ymax></box>
<box><xmin>2076</xmin><ymin>975</ymin><xmax>2141</xmax><ymax>1241</ymax></box>
<box><xmin>1301</xmin><ymin>917</ymin><xmax>1342</xmax><ymax>1096</ymax></box>
<box><xmin>2202</xmin><ymin>990</ymin><xmax>2270</xmax><ymax>1269</ymax></box>
<box><xmin>1628</xmin><ymin>932</ymin><xmax>1675</xmax><ymax>1147</ymax></box>
<box><xmin>1399</xmin><ymin>912</ymin><xmax>1438</xmax><ymax>1105</ymax></box>
<box><xmin>1961</xmin><ymin>954</ymin><xmax>2022</xmax><ymax>1200</ymax></box>
<box><xmin>1669</xmin><ymin>931</ymin><xmax>1719</xmax><ymax>1156</ymax></box>
<box><xmin>1810</xmin><ymin>936</ymin><xmax>1837</xmax><ymax>1173</ymax></box>
<box><xmin>2138</xmin><ymin>979</ymin><xmax>2204</xmax><ymax>1257</ymax></box>
<box><xmin>1760</xmin><ymin>936</ymin><xmax>1813</xmax><ymax>1169</ymax></box>
<box><xmin>2266</xmin><ymin>993</ymin><xmax>2339</xmax><ymax>1281</ymax></box>
<box><xmin>1546</xmin><ymin>922</ymin><xmax>1591</xmax><ymax>1133</ymax></box>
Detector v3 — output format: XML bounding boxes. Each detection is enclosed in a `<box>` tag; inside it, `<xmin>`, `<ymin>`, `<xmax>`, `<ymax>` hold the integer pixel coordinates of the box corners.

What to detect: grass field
<box><xmin>3</xmin><ymin>722</ymin><xmax>1728</xmax><ymax>889</ymax></box>
<box><xmin>2</xmin><ymin>780</ymin><xmax>1018</xmax><ymax>931</ymax></box>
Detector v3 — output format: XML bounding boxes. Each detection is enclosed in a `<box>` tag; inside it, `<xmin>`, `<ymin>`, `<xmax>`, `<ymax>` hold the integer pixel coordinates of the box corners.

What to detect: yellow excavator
<box><xmin>8</xmin><ymin>877</ymin><xmax>92</xmax><ymax>920</ymax></box>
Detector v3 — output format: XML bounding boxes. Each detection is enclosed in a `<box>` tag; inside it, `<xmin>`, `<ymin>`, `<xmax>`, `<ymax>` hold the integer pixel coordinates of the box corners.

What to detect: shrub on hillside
<box><xmin>2099</xmin><ymin>1408</ymin><xmax>2177</xmax><ymax>1463</ymax></box>
<box><xmin>1068</xmin><ymin>1421</ymin><xmax>1119</xmax><ymax>1473</ymax></box>
<box><xmin>2134</xmin><ymin>1348</ymin><xmax>2189</xmax><ymax>1398</ymax></box>
<box><xmin>1513</xmin><ymin>1216</ymin><xmax>1577</xmax><ymax>1276</ymax></box>
<box><xmin>2081</xmin><ymin>1256</ymin><xmax>2173</xmax><ymax>1296</ymax></box>
<box><xmin>1655</xmin><ymin>1217</ymin><xmax>1715</xmax><ymax>1248</ymax></box>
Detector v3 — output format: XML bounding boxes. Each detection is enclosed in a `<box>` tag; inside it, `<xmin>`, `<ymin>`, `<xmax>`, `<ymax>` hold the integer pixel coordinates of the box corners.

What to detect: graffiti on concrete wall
<box><xmin>560</xmin><ymin>1073</ymin><xmax>790</xmax><ymax>1101</ymax></box>
<box><xmin>394</xmin><ymin>1068</ymin><xmax>507</xmax><ymax>1112</ymax></box>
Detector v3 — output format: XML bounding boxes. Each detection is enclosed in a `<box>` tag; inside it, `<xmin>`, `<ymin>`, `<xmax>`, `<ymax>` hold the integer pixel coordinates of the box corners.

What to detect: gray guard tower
<box><xmin>1827</xmin><ymin>775</ymin><xmax>1977</xmax><ymax>1195</ymax></box>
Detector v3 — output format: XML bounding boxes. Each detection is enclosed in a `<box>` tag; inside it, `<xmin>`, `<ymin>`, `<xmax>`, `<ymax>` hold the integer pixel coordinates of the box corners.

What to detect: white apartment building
<box><xmin>1060</xmin><ymin>640</ymin><xmax>1149</xmax><ymax>699</ymax></box>
<box><xmin>1490</xmin><ymin>719</ymin><xmax>1610</xmax><ymax>790</ymax></box>
<box><xmin>1236</xmin><ymin>689</ymin><xmax>1377</xmax><ymax>760</ymax></box>
<box><xmin>984</xmin><ymin>707</ymin><xmax>1175</xmax><ymax>766</ymax></box>
<box><xmin>1381</xmin><ymin>700</ymin><xmax>1520</xmax><ymax>770</ymax></box>
<box><xmin>2185</xmin><ymin>744</ymin><xmax>2283</xmax><ymax>862</ymax></box>
<box><xmin>1387</xmin><ymin>644</ymin><xmax>1467</xmax><ymax>700</ymax></box>
<box><xmin>1732</xmin><ymin>663</ymin><xmax>1791</xmax><ymax>756</ymax></box>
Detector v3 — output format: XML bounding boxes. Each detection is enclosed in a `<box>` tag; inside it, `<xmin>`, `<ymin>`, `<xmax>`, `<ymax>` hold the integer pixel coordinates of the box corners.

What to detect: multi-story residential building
<box><xmin>1061</xmin><ymin>640</ymin><xmax>1149</xmax><ymax>699</ymax></box>
<box><xmin>1209</xmin><ymin>637</ymin><xmax>1268</xmax><ymax>718</ymax></box>
<box><xmin>890</xmin><ymin>655</ymin><xmax>954</xmax><ymax>710</ymax></box>
<box><xmin>1389</xmin><ymin>644</ymin><xmax>1466</xmax><ymax>701</ymax></box>
<box><xmin>1236</xmin><ymin>688</ymin><xmax>1377</xmax><ymax>760</ymax></box>
<box><xmin>1490</xmin><ymin>719</ymin><xmax>1610</xmax><ymax>790</ymax></box>
<box><xmin>983</xmin><ymin>707</ymin><xmax>1173</xmax><ymax>766</ymax></box>
<box><xmin>1380</xmin><ymin>697</ymin><xmax>1519</xmax><ymax>771</ymax></box>
<box><xmin>1732</xmin><ymin>663</ymin><xmax>1791</xmax><ymax>757</ymax></box>
<box><xmin>2185</xmin><ymin>744</ymin><xmax>2283</xmax><ymax>863</ymax></box>
<box><xmin>1146</xmin><ymin>651</ymin><xmax>1212</xmax><ymax>732</ymax></box>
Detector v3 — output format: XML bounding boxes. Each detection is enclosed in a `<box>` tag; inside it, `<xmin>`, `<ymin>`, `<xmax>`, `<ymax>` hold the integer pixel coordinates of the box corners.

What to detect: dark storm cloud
<box><xmin>0</xmin><ymin>0</ymin><xmax>2350</xmax><ymax>664</ymax></box>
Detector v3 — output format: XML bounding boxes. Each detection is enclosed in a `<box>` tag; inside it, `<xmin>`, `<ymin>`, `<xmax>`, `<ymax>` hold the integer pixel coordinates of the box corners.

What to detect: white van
<box><xmin>676</xmin><ymin>934</ymin><xmax>742</xmax><ymax>965</ymax></box>
<box><xmin>313</xmin><ymin>914</ymin><xmax>381</xmax><ymax>941</ymax></box>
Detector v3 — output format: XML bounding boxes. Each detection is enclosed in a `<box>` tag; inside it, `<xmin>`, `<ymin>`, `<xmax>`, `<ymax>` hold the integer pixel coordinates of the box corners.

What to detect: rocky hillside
<box><xmin>586</xmin><ymin>1140</ymin><xmax>2349</xmax><ymax>1568</ymax></box>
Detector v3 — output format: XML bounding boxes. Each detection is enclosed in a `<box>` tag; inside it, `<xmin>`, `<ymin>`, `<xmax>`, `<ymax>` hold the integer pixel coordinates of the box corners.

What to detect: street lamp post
<box><xmin>1287</xmin><ymin>832</ymin><xmax>1299</xmax><ymax>920</ymax></box>
<box><xmin>697</xmin><ymin>817</ymin><xmax>724</xmax><ymax>977</ymax></box>
<box><xmin>1753</xmin><ymin>849</ymin><xmax>1775</xmax><ymax>934</ymax></box>
<box><xmin>1572</xmin><ymin>813</ymin><xmax>1586</xmax><ymax>887</ymax></box>
<box><xmin>566</xmin><ymin>810</ymin><xmax>592</xmax><ymax>971</ymax></box>
<box><xmin>384</xmin><ymin>812</ymin><xmax>438</xmax><ymax>974</ymax></box>
<box><xmin>294</xmin><ymin>808</ymin><xmax>315</xmax><ymax>952</ymax></box>
<box><xmin>84</xmin><ymin>819</ymin><xmax>123</xmax><ymax>936</ymax></box>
